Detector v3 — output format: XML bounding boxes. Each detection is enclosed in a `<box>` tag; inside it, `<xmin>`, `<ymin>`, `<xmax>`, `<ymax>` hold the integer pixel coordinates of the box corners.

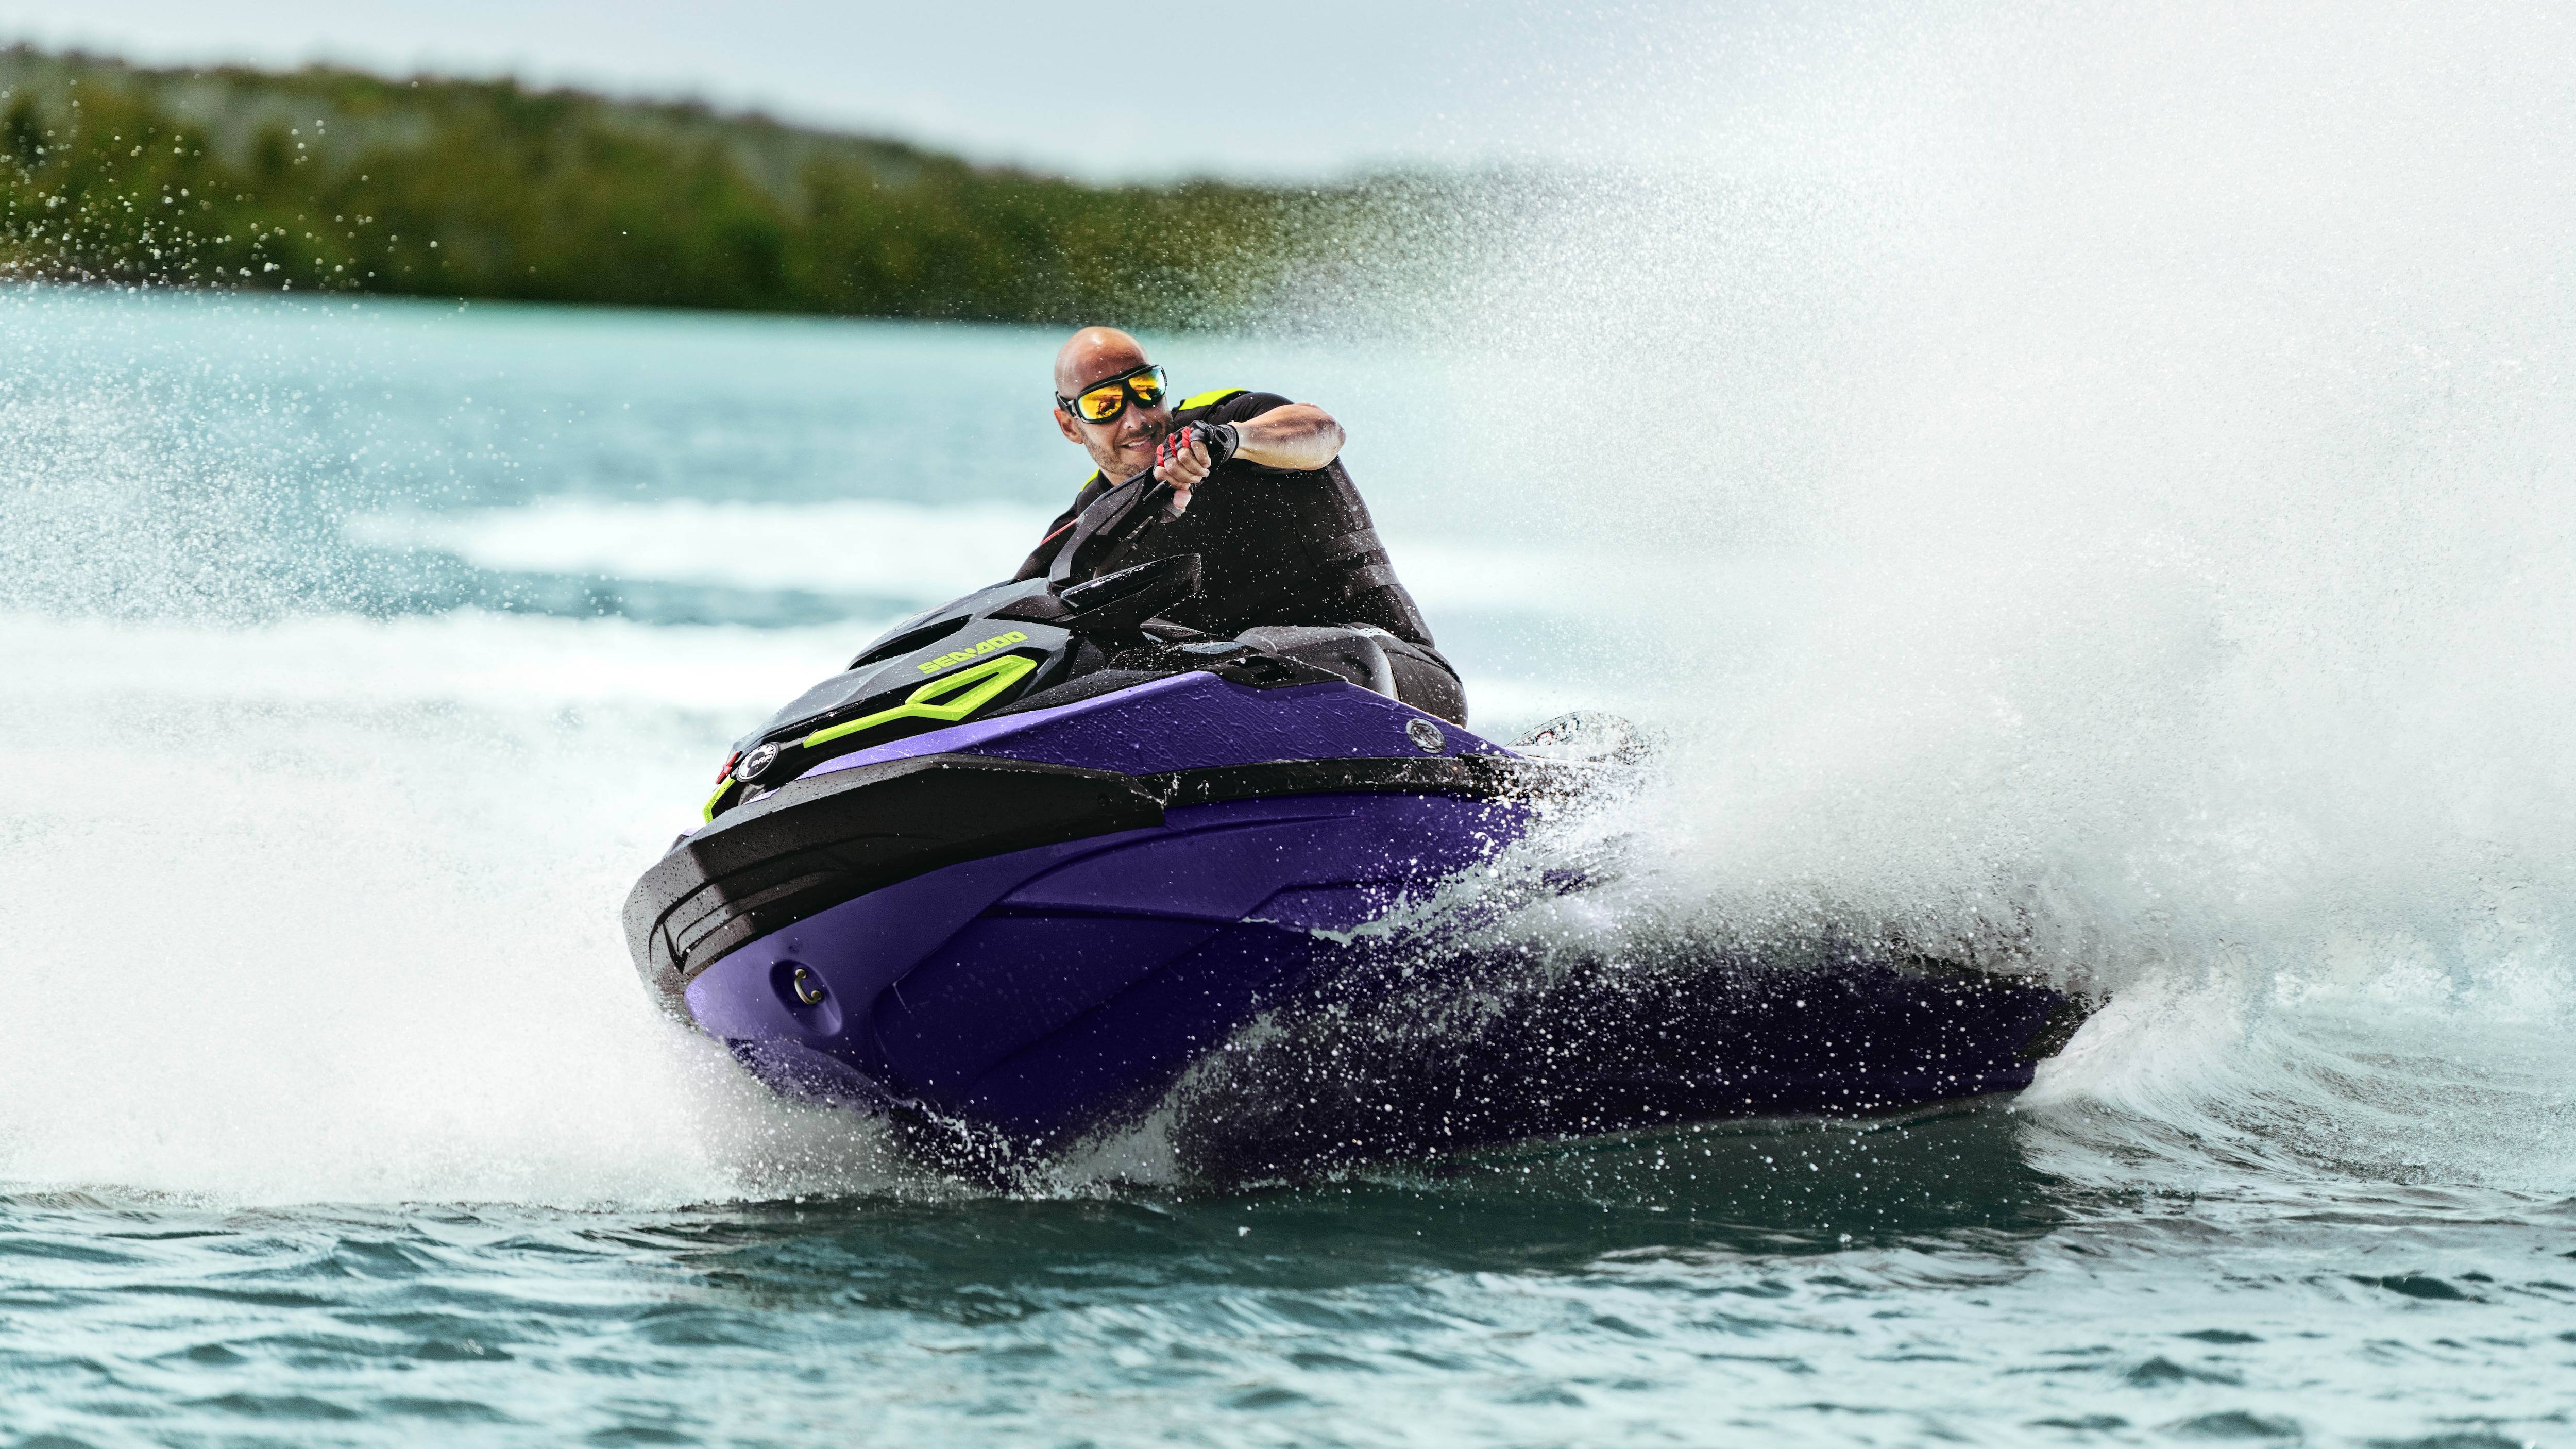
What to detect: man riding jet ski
<box><xmin>1022</xmin><ymin>326</ymin><xmax>1467</xmax><ymax>726</ymax></box>
<box><xmin>623</xmin><ymin>328</ymin><xmax>2092</xmax><ymax>1180</ymax></box>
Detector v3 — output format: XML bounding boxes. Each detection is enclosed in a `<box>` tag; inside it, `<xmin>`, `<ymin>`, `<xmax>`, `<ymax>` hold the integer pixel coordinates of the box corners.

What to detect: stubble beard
<box><xmin>1094</xmin><ymin>416</ymin><xmax>1166</xmax><ymax>479</ymax></box>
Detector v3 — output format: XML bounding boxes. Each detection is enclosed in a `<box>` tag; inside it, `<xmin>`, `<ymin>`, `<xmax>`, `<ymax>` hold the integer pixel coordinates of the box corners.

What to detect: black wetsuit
<box><xmin>1012</xmin><ymin>387</ymin><xmax>1467</xmax><ymax>723</ymax></box>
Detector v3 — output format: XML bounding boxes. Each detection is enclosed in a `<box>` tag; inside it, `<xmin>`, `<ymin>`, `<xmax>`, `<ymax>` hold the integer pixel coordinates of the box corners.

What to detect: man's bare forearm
<box><xmin>1233</xmin><ymin>404</ymin><xmax>1344</xmax><ymax>470</ymax></box>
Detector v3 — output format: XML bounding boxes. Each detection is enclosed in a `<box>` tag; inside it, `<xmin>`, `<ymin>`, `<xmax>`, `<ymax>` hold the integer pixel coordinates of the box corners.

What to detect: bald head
<box><xmin>1054</xmin><ymin>326</ymin><xmax>1150</xmax><ymax>397</ymax></box>
<box><xmin>1051</xmin><ymin>325</ymin><xmax>1175</xmax><ymax>479</ymax></box>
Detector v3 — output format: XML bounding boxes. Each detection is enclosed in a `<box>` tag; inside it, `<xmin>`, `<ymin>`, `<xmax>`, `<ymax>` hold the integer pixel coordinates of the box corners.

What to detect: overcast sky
<box><xmin>0</xmin><ymin>1</ymin><xmax>1764</xmax><ymax>182</ymax></box>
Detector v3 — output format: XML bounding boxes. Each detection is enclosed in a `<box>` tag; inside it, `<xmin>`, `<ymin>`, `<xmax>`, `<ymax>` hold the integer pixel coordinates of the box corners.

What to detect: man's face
<box><xmin>1054</xmin><ymin>359</ymin><xmax>1171</xmax><ymax>479</ymax></box>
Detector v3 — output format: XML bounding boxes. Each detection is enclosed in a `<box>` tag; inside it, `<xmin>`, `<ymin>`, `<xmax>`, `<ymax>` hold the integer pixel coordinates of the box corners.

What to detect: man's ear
<box><xmin>1053</xmin><ymin>407</ymin><xmax>1084</xmax><ymax>445</ymax></box>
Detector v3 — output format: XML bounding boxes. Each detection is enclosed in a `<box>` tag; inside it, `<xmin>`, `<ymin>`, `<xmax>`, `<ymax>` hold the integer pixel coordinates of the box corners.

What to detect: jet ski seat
<box><xmin>1234</xmin><ymin>624</ymin><xmax>1466</xmax><ymax>726</ymax></box>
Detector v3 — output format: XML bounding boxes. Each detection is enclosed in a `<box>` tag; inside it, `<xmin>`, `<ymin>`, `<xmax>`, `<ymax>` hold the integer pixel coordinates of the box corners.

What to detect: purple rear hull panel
<box><xmin>670</xmin><ymin>672</ymin><xmax>2084</xmax><ymax>1165</ymax></box>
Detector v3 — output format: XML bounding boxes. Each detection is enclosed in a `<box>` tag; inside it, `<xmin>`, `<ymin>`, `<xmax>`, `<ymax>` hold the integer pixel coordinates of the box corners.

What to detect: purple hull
<box><xmin>685</xmin><ymin>792</ymin><xmax>1519</xmax><ymax>1148</ymax></box>
<box><xmin>628</xmin><ymin>671</ymin><xmax>2089</xmax><ymax>1171</ymax></box>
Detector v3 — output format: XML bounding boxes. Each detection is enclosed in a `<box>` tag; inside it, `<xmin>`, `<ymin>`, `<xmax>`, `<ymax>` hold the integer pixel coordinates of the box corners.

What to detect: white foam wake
<box><xmin>1309</xmin><ymin>0</ymin><xmax>2576</xmax><ymax>1197</ymax></box>
<box><xmin>0</xmin><ymin>611</ymin><xmax>922</xmax><ymax>1206</ymax></box>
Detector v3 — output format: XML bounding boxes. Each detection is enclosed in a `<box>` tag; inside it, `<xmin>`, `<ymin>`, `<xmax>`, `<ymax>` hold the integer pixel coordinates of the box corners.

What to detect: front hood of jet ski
<box><xmin>624</xmin><ymin>669</ymin><xmax>1577</xmax><ymax>1015</ymax></box>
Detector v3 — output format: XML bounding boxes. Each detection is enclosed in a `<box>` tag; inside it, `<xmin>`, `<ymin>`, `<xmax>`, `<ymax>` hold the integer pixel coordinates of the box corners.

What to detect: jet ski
<box><xmin>624</xmin><ymin>546</ymin><xmax>2092</xmax><ymax>1176</ymax></box>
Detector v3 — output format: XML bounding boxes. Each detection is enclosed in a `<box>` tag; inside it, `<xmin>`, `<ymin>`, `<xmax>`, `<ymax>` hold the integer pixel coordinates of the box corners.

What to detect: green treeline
<box><xmin>0</xmin><ymin>48</ymin><xmax>1385</xmax><ymax>325</ymax></box>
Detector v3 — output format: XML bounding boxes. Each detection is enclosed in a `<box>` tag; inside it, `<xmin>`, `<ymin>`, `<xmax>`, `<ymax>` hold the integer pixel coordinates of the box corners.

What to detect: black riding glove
<box><xmin>1183</xmin><ymin>419</ymin><xmax>1240</xmax><ymax>468</ymax></box>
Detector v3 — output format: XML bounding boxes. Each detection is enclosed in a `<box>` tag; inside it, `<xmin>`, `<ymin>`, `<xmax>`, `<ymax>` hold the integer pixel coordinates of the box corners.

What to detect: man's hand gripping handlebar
<box><xmin>1150</xmin><ymin>420</ymin><xmax>1238</xmax><ymax>516</ymax></box>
